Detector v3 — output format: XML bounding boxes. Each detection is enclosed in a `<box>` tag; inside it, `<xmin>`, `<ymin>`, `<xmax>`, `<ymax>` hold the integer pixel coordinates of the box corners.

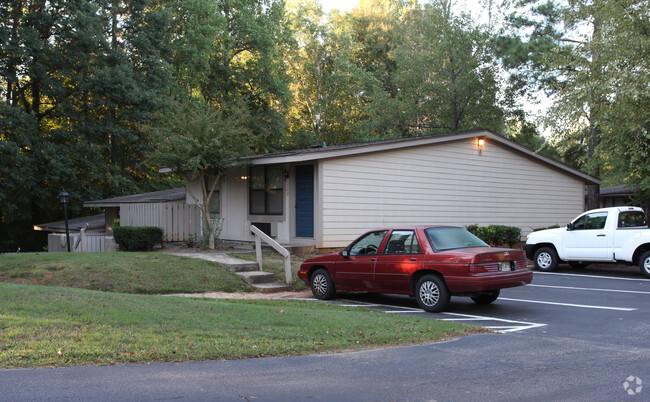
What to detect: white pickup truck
<box><xmin>524</xmin><ymin>206</ymin><xmax>650</xmax><ymax>277</ymax></box>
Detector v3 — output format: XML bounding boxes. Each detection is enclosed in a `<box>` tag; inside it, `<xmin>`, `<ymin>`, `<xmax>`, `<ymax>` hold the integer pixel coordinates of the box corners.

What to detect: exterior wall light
<box><xmin>477</xmin><ymin>137</ymin><xmax>485</xmax><ymax>155</ymax></box>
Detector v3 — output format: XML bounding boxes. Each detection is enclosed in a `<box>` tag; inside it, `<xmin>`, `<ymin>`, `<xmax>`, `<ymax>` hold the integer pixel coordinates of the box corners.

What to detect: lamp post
<box><xmin>59</xmin><ymin>189</ymin><xmax>71</xmax><ymax>252</ymax></box>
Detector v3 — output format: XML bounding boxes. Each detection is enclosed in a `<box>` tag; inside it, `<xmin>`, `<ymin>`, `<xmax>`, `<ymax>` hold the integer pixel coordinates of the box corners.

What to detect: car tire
<box><xmin>471</xmin><ymin>289</ymin><xmax>500</xmax><ymax>305</ymax></box>
<box><xmin>639</xmin><ymin>251</ymin><xmax>650</xmax><ymax>278</ymax></box>
<box><xmin>534</xmin><ymin>247</ymin><xmax>559</xmax><ymax>272</ymax></box>
<box><xmin>310</xmin><ymin>268</ymin><xmax>336</xmax><ymax>300</ymax></box>
<box><xmin>415</xmin><ymin>274</ymin><xmax>450</xmax><ymax>312</ymax></box>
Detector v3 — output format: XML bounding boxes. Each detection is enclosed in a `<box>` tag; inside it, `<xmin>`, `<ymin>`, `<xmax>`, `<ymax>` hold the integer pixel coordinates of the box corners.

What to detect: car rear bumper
<box><xmin>445</xmin><ymin>270</ymin><xmax>533</xmax><ymax>292</ymax></box>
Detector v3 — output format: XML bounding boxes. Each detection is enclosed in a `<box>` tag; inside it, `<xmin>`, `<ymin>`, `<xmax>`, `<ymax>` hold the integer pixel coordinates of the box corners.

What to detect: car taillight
<box><xmin>469</xmin><ymin>263</ymin><xmax>500</xmax><ymax>273</ymax></box>
<box><xmin>470</xmin><ymin>261</ymin><xmax>522</xmax><ymax>273</ymax></box>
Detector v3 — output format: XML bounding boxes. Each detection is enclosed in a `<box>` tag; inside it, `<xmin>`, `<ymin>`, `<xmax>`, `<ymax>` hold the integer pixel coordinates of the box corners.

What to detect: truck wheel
<box><xmin>639</xmin><ymin>251</ymin><xmax>650</xmax><ymax>278</ymax></box>
<box><xmin>534</xmin><ymin>247</ymin><xmax>559</xmax><ymax>272</ymax></box>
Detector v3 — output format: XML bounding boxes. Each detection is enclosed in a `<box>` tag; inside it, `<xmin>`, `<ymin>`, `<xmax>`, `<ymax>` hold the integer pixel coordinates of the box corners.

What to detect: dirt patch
<box><xmin>166</xmin><ymin>290</ymin><xmax>313</xmax><ymax>299</ymax></box>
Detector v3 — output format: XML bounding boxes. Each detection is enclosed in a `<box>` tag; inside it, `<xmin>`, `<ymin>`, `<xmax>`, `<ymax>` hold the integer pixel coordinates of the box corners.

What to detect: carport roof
<box><xmin>83</xmin><ymin>187</ymin><xmax>185</xmax><ymax>208</ymax></box>
<box><xmin>34</xmin><ymin>214</ymin><xmax>105</xmax><ymax>233</ymax></box>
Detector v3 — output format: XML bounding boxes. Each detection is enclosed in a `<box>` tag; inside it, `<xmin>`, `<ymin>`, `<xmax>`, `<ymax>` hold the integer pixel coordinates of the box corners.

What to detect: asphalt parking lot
<box><xmin>309</xmin><ymin>265</ymin><xmax>650</xmax><ymax>347</ymax></box>
<box><xmin>2</xmin><ymin>264</ymin><xmax>648</xmax><ymax>401</ymax></box>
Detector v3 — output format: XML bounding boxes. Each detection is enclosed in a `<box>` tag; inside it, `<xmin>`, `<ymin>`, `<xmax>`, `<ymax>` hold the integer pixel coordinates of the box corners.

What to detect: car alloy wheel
<box><xmin>420</xmin><ymin>281</ymin><xmax>439</xmax><ymax>306</ymax></box>
<box><xmin>312</xmin><ymin>274</ymin><xmax>328</xmax><ymax>296</ymax></box>
<box><xmin>415</xmin><ymin>275</ymin><xmax>449</xmax><ymax>312</ymax></box>
<box><xmin>310</xmin><ymin>268</ymin><xmax>336</xmax><ymax>300</ymax></box>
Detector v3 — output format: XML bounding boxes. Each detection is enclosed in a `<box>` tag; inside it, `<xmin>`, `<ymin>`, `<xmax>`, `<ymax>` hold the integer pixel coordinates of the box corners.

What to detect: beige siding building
<box><xmin>193</xmin><ymin>130</ymin><xmax>598</xmax><ymax>250</ymax></box>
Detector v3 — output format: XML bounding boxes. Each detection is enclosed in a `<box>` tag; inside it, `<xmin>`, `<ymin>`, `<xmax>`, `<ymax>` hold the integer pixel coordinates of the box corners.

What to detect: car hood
<box><xmin>301</xmin><ymin>252</ymin><xmax>341</xmax><ymax>265</ymax></box>
<box><xmin>526</xmin><ymin>227</ymin><xmax>566</xmax><ymax>242</ymax></box>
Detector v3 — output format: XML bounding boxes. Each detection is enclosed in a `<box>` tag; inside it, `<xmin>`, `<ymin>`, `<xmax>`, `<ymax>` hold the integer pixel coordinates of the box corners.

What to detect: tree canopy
<box><xmin>1</xmin><ymin>0</ymin><xmax>646</xmax><ymax>251</ymax></box>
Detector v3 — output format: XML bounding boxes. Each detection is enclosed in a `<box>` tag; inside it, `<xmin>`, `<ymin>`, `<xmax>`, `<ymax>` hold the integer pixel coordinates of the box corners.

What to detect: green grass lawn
<box><xmin>0</xmin><ymin>252</ymin><xmax>486</xmax><ymax>368</ymax></box>
<box><xmin>0</xmin><ymin>252</ymin><xmax>251</xmax><ymax>294</ymax></box>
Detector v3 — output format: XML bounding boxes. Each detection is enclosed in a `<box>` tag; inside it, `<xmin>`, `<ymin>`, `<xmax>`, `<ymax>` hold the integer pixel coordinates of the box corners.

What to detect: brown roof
<box><xmin>34</xmin><ymin>214</ymin><xmax>105</xmax><ymax>233</ymax></box>
<box><xmin>83</xmin><ymin>188</ymin><xmax>185</xmax><ymax>208</ymax></box>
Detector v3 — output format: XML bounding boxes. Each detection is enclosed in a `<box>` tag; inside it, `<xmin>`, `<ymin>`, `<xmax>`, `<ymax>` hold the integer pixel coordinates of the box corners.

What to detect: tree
<box><xmin>166</xmin><ymin>0</ymin><xmax>291</xmax><ymax>153</ymax></box>
<box><xmin>381</xmin><ymin>0</ymin><xmax>504</xmax><ymax>136</ymax></box>
<box><xmin>499</xmin><ymin>0</ymin><xmax>649</xmax><ymax>209</ymax></box>
<box><xmin>146</xmin><ymin>98</ymin><xmax>252</xmax><ymax>249</ymax></box>
<box><xmin>282</xmin><ymin>0</ymin><xmax>381</xmax><ymax>147</ymax></box>
<box><xmin>0</xmin><ymin>0</ymin><xmax>176</xmax><ymax>251</ymax></box>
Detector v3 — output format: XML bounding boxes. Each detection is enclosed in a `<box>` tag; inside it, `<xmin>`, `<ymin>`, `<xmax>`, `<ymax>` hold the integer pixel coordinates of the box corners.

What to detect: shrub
<box><xmin>465</xmin><ymin>224</ymin><xmax>522</xmax><ymax>248</ymax></box>
<box><xmin>113</xmin><ymin>226</ymin><xmax>163</xmax><ymax>251</ymax></box>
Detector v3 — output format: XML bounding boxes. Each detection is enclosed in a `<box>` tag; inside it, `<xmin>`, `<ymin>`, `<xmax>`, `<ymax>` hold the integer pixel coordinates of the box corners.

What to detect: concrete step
<box><xmin>251</xmin><ymin>282</ymin><xmax>294</xmax><ymax>293</ymax></box>
<box><xmin>226</xmin><ymin>262</ymin><xmax>261</xmax><ymax>273</ymax></box>
<box><xmin>236</xmin><ymin>271</ymin><xmax>277</xmax><ymax>284</ymax></box>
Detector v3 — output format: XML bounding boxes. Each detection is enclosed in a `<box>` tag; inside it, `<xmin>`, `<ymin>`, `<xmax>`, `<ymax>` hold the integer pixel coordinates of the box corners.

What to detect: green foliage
<box><xmin>145</xmin><ymin>97</ymin><xmax>252</xmax><ymax>249</ymax></box>
<box><xmin>113</xmin><ymin>226</ymin><xmax>163</xmax><ymax>251</ymax></box>
<box><xmin>500</xmin><ymin>0</ymin><xmax>650</xmax><ymax>206</ymax></box>
<box><xmin>465</xmin><ymin>224</ymin><xmax>522</xmax><ymax>248</ymax></box>
<box><xmin>355</xmin><ymin>1</ymin><xmax>505</xmax><ymax>138</ymax></box>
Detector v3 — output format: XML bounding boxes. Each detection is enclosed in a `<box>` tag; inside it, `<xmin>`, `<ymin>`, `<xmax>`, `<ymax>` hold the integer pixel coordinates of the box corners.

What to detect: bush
<box><xmin>113</xmin><ymin>226</ymin><xmax>163</xmax><ymax>251</ymax></box>
<box><xmin>465</xmin><ymin>224</ymin><xmax>522</xmax><ymax>248</ymax></box>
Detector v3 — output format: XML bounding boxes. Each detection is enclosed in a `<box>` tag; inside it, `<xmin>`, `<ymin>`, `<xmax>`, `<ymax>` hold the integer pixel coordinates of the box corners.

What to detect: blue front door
<box><xmin>295</xmin><ymin>165</ymin><xmax>314</xmax><ymax>238</ymax></box>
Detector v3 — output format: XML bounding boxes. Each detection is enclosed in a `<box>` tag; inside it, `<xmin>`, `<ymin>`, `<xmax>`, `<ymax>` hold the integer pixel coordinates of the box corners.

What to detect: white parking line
<box><xmin>535</xmin><ymin>271</ymin><xmax>650</xmax><ymax>282</ymax></box>
<box><xmin>439</xmin><ymin>312</ymin><xmax>547</xmax><ymax>333</ymax></box>
<box><xmin>333</xmin><ymin>299</ymin><xmax>547</xmax><ymax>333</ymax></box>
<box><xmin>528</xmin><ymin>284</ymin><xmax>650</xmax><ymax>295</ymax></box>
<box><xmin>499</xmin><ymin>297</ymin><xmax>637</xmax><ymax>311</ymax></box>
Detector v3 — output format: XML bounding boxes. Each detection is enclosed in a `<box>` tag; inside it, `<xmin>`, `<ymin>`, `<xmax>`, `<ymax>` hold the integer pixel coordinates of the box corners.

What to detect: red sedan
<box><xmin>298</xmin><ymin>226</ymin><xmax>533</xmax><ymax>312</ymax></box>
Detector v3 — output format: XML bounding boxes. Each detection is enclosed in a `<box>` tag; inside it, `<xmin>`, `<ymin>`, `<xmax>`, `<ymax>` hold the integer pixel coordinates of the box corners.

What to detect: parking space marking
<box><xmin>535</xmin><ymin>272</ymin><xmax>650</xmax><ymax>282</ymax></box>
<box><xmin>438</xmin><ymin>312</ymin><xmax>547</xmax><ymax>333</ymax></box>
<box><xmin>499</xmin><ymin>297</ymin><xmax>637</xmax><ymax>311</ymax></box>
<box><xmin>331</xmin><ymin>299</ymin><xmax>547</xmax><ymax>333</ymax></box>
<box><xmin>528</xmin><ymin>284</ymin><xmax>650</xmax><ymax>295</ymax></box>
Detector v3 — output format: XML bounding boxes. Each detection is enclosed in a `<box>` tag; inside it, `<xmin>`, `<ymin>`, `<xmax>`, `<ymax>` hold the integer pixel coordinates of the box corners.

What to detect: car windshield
<box><xmin>424</xmin><ymin>227</ymin><xmax>489</xmax><ymax>251</ymax></box>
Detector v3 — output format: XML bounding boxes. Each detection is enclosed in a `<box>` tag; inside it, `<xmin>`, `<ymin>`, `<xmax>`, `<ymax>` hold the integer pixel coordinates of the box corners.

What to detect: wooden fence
<box><xmin>120</xmin><ymin>202</ymin><xmax>202</xmax><ymax>242</ymax></box>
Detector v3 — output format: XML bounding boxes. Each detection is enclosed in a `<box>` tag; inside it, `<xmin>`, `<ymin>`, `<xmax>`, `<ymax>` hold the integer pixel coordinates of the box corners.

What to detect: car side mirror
<box><xmin>341</xmin><ymin>250</ymin><xmax>349</xmax><ymax>258</ymax></box>
<box><xmin>567</xmin><ymin>222</ymin><xmax>574</xmax><ymax>231</ymax></box>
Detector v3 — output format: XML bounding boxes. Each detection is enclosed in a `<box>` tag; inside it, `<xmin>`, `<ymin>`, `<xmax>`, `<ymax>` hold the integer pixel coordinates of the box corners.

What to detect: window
<box><xmin>383</xmin><ymin>230</ymin><xmax>422</xmax><ymax>254</ymax></box>
<box><xmin>349</xmin><ymin>231</ymin><xmax>388</xmax><ymax>256</ymax></box>
<box><xmin>249</xmin><ymin>166</ymin><xmax>283</xmax><ymax>215</ymax></box>
<box><xmin>618</xmin><ymin>211</ymin><xmax>646</xmax><ymax>228</ymax></box>
<box><xmin>572</xmin><ymin>212</ymin><xmax>608</xmax><ymax>230</ymax></box>
<box><xmin>425</xmin><ymin>227</ymin><xmax>488</xmax><ymax>252</ymax></box>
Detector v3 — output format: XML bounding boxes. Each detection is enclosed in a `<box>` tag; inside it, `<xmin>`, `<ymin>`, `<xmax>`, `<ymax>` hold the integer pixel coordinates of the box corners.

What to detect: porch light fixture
<box><xmin>477</xmin><ymin>137</ymin><xmax>485</xmax><ymax>155</ymax></box>
<box><xmin>59</xmin><ymin>189</ymin><xmax>71</xmax><ymax>252</ymax></box>
<box><xmin>283</xmin><ymin>170</ymin><xmax>289</xmax><ymax>179</ymax></box>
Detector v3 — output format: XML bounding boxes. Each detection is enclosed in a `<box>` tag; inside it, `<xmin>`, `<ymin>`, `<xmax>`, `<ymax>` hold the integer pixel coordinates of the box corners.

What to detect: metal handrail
<box><xmin>250</xmin><ymin>225</ymin><xmax>292</xmax><ymax>284</ymax></box>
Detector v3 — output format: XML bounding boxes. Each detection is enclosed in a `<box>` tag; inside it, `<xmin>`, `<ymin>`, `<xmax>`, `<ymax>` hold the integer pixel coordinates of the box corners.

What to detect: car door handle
<box><xmin>597</xmin><ymin>234</ymin><xmax>606</xmax><ymax>237</ymax></box>
<box><xmin>410</xmin><ymin>258</ymin><xmax>417</xmax><ymax>261</ymax></box>
<box><xmin>370</xmin><ymin>258</ymin><xmax>376</xmax><ymax>262</ymax></box>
